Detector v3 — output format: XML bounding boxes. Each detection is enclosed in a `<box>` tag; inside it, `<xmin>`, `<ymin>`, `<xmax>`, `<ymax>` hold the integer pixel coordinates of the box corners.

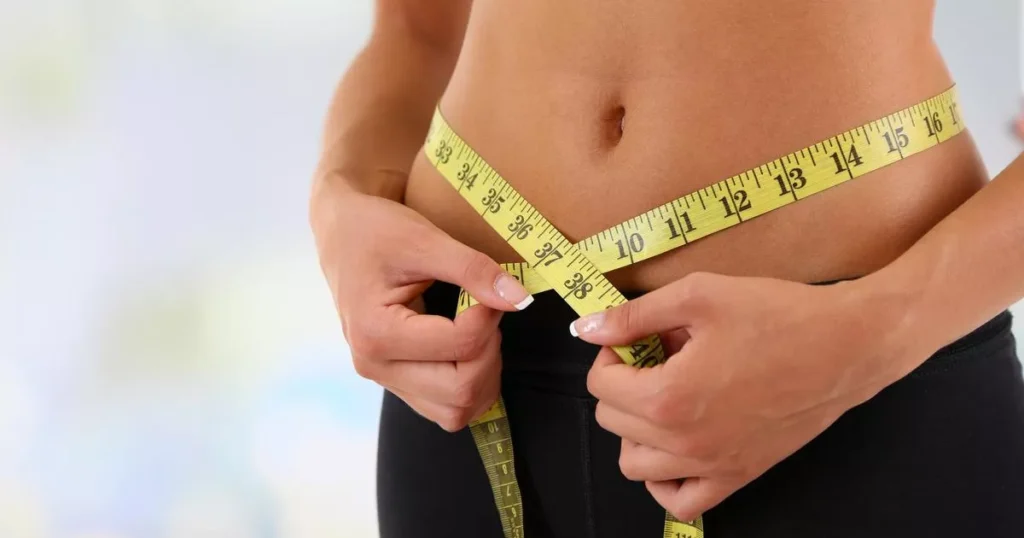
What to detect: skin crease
<box><xmin>311</xmin><ymin>0</ymin><xmax>1024</xmax><ymax>521</ymax></box>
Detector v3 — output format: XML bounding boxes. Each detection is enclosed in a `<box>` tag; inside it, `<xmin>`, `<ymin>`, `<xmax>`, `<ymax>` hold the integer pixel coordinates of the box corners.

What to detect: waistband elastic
<box><xmin>422</xmin><ymin>280</ymin><xmax>1014</xmax><ymax>390</ymax></box>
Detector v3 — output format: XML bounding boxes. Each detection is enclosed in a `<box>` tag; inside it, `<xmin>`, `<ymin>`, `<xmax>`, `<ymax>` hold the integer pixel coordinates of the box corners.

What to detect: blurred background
<box><xmin>0</xmin><ymin>1</ymin><xmax>1021</xmax><ymax>537</ymax></box>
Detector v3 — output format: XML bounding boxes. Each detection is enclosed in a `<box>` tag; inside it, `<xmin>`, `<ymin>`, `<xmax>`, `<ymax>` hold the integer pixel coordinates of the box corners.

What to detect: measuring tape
<box><xmin>424</xmin><ymin>86</ymin><xmax>963</xmax><ymax>538</ymax></box>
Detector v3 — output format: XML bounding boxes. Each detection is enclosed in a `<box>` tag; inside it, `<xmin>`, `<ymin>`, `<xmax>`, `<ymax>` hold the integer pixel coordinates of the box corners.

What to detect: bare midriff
<box><xmin>404</xmin><ymin>0</ymin><xmax>988</xmax><ymax>291</ymax></box>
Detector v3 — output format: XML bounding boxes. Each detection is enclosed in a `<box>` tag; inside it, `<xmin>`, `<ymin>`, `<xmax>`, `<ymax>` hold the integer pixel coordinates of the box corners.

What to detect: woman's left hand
<box><xmin>573</xmin><ymin>271</ymin><xmax>924</xmax><ymax>521</ymax></box>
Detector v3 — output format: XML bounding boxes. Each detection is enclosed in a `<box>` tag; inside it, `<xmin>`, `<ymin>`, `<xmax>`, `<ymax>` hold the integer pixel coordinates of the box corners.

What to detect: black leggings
<box><xmin>377</xmin><ymin>281</ymin><xmax>1024</xmax><ymax>537</ymax></box>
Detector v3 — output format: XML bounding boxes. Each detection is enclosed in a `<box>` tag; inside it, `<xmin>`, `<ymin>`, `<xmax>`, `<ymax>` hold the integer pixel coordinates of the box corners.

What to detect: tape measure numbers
<box><xmin>424</xmin><ymin>86</ymin><xmax>964</xmax><ymax>538</ymax></box>
<box><xmin>451</xmin><ymin>87</ymin><xmax>964</xmax><ymax>310</ymax></box>
<box><xmin>426</xmin><ymin>111</ymin><xmax>689</xmax><ymax>538</ymax></box>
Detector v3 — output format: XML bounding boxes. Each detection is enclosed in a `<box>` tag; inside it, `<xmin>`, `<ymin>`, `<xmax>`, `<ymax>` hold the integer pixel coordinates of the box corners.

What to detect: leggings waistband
<box><xmin>422</xmin><ymin>280</ymin><xmax>1014</xmax><ymax>394</ymax></box>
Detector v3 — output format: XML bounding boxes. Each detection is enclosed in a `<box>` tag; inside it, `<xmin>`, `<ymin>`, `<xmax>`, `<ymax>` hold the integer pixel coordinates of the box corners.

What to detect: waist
<box><xmin>406</xmin><ymin>1</ymin><xmax>987</xmax><ymax>288</ymax></box>
<box><xmin>406</xmin><ymin>101</ymin><xmax>987</xmax><ymax>290</ymax></box>
<box><xmin>422</xmin><ymin>281</ymin><xmax>1015</xmax><ymax>398</ymax></box>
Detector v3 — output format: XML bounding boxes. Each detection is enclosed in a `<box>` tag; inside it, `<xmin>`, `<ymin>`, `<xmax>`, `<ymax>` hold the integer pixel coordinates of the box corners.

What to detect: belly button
<box><xmin>604</xmin><ymin>105</ymin><xmax>626</xmax><ymax>146</ymax></box>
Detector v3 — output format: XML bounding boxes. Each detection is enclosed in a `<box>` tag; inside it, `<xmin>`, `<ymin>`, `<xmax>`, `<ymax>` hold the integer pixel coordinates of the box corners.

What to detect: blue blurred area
<box><xmin>0</xmin><ymin>1</ymin><xmax>1021</xmax><ymax>537</ymax></box>
<box><xmin>1</xmin><ymin>1</ymin><xmax>381</xmax><ymax>536</ymax></box>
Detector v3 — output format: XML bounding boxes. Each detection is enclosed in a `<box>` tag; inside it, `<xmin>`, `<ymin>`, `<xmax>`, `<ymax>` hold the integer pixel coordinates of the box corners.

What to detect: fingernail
<box><xmin>495</xmin><ymin>273</ymin><xmax>533</xmax><ymax>310</ymax></box>
<box><xmin>569</xmin><ymin>312</ymin><xmax>604</xmax><ymax>337</ymax></box>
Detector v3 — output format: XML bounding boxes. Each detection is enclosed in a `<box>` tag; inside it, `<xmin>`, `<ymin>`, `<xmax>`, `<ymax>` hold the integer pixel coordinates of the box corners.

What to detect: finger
<box><xmin>352</xmin><ymin>302</ymin><xmax>501</xmax><ymax>362</ymax></box>
<box><xmin>571</xmin><ymin>274</ymin><xmax>708</xmax><ymax>345</ymax></box>
<box><xmin>646</xmin><ymin>477</ymin><xmax>736</xmax><ymax>523</ymax></box>
<box><xmin>587</xmin><ymin>347</ymin><xmax>668</xmax><ymax>416</ymax></box>
<box><xmin>659</xmin><ymin>328</ymin><xmax>692</xmax><ymax>356</ymax></box>
<box><xmin>595</xmin><ymin>400</ymin><xmax>675</xmax><ymax>451</ymax></box>
<box><xmin>467</xmin><ymin>392</ymin><xmax>503</xmax><ymax>425</ymax></box>
<box><xmin>380</xmin><ymin>362</ymin><xmax>455</xmax><ymax>405</ymax></box>
<box><xmin>410</xmin><ymin>233</ymin><xmax>534</xmax><ymax>312</ymax></box>
<box><xmin>456</xmin><ymin>330</ymin><xmax>503</xmax><ymax>419</ymax></box>
<box><xmin>382</xmin><ymin>329</ymin><xmax>502</xmax><ymax>408</ymax></box>
<box><xmin>389</xmin><ymin>387</ymin><xmax>472</xmax><ymax>433</ymax></box>
<box><xmin>619</xmin><ymin>439</ymin><xmax>709</xmax><ymax>482</ymax></box>
<box><xmin>399</xmin><ymin>303</ymin><xmax>503</xmax><ymax>361</ymax></box>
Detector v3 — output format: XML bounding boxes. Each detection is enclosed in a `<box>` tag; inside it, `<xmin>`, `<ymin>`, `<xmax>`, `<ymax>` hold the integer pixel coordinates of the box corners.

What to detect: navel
<box><xmin>601</xmin><ymin>104</ymin><xmax>627</xmax><ymax>148</ymax></box>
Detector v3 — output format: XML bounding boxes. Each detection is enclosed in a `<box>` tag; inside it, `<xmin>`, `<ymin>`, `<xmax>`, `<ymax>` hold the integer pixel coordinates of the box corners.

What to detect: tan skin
<box><xmin>311</xmin><ymin>0</ymin><xmax>1024</xmax><ymax>520</ymax></box>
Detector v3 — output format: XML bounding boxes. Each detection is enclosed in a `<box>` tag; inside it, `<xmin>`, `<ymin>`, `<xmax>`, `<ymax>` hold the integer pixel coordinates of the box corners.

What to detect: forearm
<box><xmin>857</xmin><ymin>152</ymin><xmax>1024</xmax><ymax>362</ymax></box>
<box><xmin>315</xmin><ymin>12</ymin><xmax>465</xmax><ymax>202</ymax></box>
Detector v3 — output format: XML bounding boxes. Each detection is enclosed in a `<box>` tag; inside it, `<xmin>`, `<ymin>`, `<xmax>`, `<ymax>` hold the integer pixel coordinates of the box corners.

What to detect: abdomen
<box><xmin>404</xmin><ymin>0</ymin><xmax>988</xmax><ymax>290</ymax></box>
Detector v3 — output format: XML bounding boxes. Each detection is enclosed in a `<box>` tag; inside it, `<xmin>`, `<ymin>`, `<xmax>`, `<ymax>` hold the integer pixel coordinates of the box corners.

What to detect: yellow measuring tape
<box><xmin>424</xmin><ymin>86</ymin><xmax>963</xmax><ymax>538</ymax></box>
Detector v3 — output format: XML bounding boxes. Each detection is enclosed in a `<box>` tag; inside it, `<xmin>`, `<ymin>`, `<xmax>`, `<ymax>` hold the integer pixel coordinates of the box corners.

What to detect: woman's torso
<box><xmin>405</xmin><ymin>0</ymin><xmax>988</xmax><ymax>290</ymax></box>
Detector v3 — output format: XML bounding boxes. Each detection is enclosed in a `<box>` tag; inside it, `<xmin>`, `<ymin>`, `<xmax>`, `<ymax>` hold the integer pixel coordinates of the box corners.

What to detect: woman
<box><xmin>310</xmin><ymin>1</ymin><xmax>1024</xmax><ymax>536</ymax></box>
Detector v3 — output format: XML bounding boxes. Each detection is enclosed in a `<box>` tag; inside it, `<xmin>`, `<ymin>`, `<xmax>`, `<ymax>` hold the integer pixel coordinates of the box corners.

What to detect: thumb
<box><xmin>420</xmin><ymin>233</ymin><xmax>534</xmax><ymax>313</ymax></box>
<box><xmin>570</xmin><ymin>279</ymin><xmax>701</xmax><ymax>345</ymax></box>
<box><xmin>646</xmin><ymin>477</ymin><xmax>734</xmax><ymax>524</ymax></box>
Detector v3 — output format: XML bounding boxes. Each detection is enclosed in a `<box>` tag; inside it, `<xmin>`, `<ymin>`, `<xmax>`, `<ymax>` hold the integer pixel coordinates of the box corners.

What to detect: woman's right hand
<box><xmin>310</xmin><ymin>182</ymin><xmax>533</xmax><ymax>431</ymax></box>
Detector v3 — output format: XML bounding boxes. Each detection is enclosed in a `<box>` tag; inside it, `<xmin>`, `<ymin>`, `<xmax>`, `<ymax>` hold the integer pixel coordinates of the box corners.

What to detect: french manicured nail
<box><xmin>495</xmin><ymin>273</ymin><xmax>534</xmax><ymax>310</ymax></box>
<box><xmin>570</xmin><ymin>312</ymin><xmax>604</xmax><ymax>337</ymax></box>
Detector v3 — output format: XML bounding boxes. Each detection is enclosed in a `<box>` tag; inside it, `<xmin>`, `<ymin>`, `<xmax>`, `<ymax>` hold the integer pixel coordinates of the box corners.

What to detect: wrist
<box><xmin>834</xmin><ymin>268</ymin><xmax>936</xmax><ymax>384</ymax></box>
<box><xmin>313</xmin><ymin>164</ymin><xmax>408</xmax><ymax>202</ymax></box>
